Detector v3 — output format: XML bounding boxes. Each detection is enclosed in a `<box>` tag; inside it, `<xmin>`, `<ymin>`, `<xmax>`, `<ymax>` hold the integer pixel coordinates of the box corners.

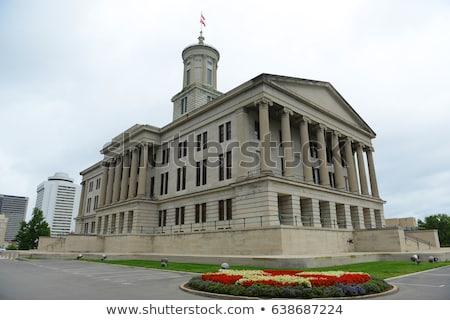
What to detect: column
<box><xmin>128</xmin><ymin>147</ymin><xmax>139</xmax><ymax>198</ymax></box>
<box><xmin>256</xmin><ymin>98</ymin><xmax>273</xmax><ymax>174</ymax></box>
<box><xmin>120</xmin><ymin>151</ymin><xmax>130</xmax><ymax>201</ymax></box>
<box><xmin>299</xmin><ymin>117</ymin><xmax>314</xmax><ymax>183</ymax></box>
<box><xmin>366</xmin><ymin>147</ymin><xmax>380</xmax><ymax>197</ymax></box>
<box><xmin>344</xmin><ymin>137</ymin><xmax>359</xmax><ymax>193</ymax></box>
<box><xmin>78</xmin><ymin>181</ymin><xmax>86</xmax><ymax>218</ymax></box>
<box><xmin>236</xmin><ymin>108</ymin><xmax>249</xmax><ymax>180</ymax></box>
<box><xmin>137</xmin><ymin>143</ymin><xmax>149</xmax><ymax>196</ymax></box>
<box><xmin>99</xmin><ymin>162</ymin><xmax>109</xmax><ymax>206</ymax></box>
<box><xmin>281</xmin><ymin>108</ymin><xmax>294</xmax><ymax>177</ymax></box>
<box><xmin>105</xmin><ymin>160</ymin><xmax>115</xmax><ymax>205</ymax></box>
<box><xmin>316</xmin><ymin>124</ymin><xmax>330</xmax><ymax>186</ymax></box>
<box><xmin>332</xmin><ymin>132</ymin><xmax>345</xmax><ymax>190</ymax></box>
<box><xmin>112</xmin><ymin>156</ymin><xmax>122</xmax><ymax>202</ymax></box>
<box><xmin>300</xmin><ymin>198</ymin><xmax>321</xmax><ymax>227</ymax></box>
<box><xmin>336</xmin><ymin>203</ymin><xmax>352</xmax><ymax>229</ymax></box>
<box><xmin>356</xmin><ymin>143</ymin><xmax>369</xmax><ymax>195</ymax></box>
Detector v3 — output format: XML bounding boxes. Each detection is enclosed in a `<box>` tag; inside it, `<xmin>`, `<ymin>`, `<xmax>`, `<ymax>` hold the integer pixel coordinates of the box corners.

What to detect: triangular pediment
<box><xmin>264</xmin><ymin>75</ymin><xmax>375</xmax><ymax>136</ymax></box>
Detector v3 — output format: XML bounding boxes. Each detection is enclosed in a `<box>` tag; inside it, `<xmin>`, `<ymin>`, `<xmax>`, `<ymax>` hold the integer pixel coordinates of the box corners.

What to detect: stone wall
<box><xmin>39</xmin><ymin>226</ymin><xmax>411</xmax><ymax>256</ymax></box>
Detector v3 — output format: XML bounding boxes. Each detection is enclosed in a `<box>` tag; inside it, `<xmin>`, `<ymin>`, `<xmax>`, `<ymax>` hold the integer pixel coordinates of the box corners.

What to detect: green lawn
<box><xmin>86</xmin><ymin>259</ymin><xmax>450</xmax><ymax>279</ymax></box>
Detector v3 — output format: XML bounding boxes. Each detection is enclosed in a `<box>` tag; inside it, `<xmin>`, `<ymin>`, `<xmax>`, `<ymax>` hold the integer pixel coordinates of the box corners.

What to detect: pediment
<box><xmin>267</xmin><ymin>75</ymin><xmax>375</xmax><ymax>136</ymax></box>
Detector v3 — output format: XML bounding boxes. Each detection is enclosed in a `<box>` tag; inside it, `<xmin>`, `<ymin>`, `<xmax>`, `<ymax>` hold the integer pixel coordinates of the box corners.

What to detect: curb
<box><xmin>179</xmin><ymin>282</ymin><xmax>399</xmax><ymax>300</ymax></box>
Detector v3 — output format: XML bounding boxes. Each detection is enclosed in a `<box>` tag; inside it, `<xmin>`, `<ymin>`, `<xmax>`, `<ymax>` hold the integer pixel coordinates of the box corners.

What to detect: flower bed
<box><xmin>187</xmin><ymin>269</ymin><xmax>390</xmax><ymax>299</ymax></box>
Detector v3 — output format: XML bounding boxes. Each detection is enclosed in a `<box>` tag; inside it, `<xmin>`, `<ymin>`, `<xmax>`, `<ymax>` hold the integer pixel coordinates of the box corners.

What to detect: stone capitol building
<box><xmin>39</xmin><ymin>33</ymin><xmax>440</xmax><ymax>257</ymax></box>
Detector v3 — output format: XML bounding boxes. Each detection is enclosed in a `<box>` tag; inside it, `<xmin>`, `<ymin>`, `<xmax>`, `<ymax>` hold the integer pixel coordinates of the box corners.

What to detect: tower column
<box><xmin>120</xmin><ymin>151</ymin><xmax>130</xmax><ymax>201</ymax></box>
<box><xmin>128</xmin><ymin>147</ymin><xmax>139</xmax><ymax>198</ymax></box>
<box><xmin>99</xmin><ymin>162</ymin><xmax>109</xmax><ymax>206</ymax></box>
<box><xmin>366</xmin><ymin>147</ymin><xmax>380</xmax><ymax>197</ymax></box>
<box><xmin>256</xmin><ymin>98</ymin><xmax>273</xmax><ymax>174</ymax></box>
<box><xmin>316</xmin><ymin>124</ymin><xmax>330</xmax><ymax>186</ymax></box>
<box><xmin>332</xmin><ymin>131</ymin><xmax>345</xmax><ymax>190</ymax></box>
<box><xmin>137</xmin><ymin>143</ymin><xmax>149</xmax><ymax>196</ymax></box>
<box><xmin>112</xmin><ymin>156</ymin><xmax>122</xmax><ymax>202</ymax></box>
<box><xmin>356</xmin><ymin>143</ymin><xmax>369</xmax><ymax>195</ymax></box>
<box><xmin>237</xmin><ymin>108</ymin><xmax>250</xmax><ymax>180</ymax></box>
<box><xmin>299</xmin><ymin>116</ymin><xmax>313</xmax><ymax>183</ymax></box>
<box><xmin>281</xmin><ymin>108</ymin><xmax>294</xmax><ymax>177</ymax></box>
<box><xmin>344</xmin><ymin>137</ymin><xmax>359</xmax><ymax>193</ymax></box>
<box><xmin>105</xmin><ymin>160</ymin><xmax>115</xmax><ymax>205</ymax></box>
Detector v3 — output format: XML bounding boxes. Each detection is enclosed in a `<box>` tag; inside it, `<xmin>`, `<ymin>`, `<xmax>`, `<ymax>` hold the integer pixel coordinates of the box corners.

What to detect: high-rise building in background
<box><xmin>35</xmin><ymin>172</ymin><xmax>81</xmax><ymax>237</ymax></box>
<box><xmin>0</xmin><ymin>194</ymin><xmax>29</xmax><ymax>243</ymax></box>
<box><xmin>0</xmin><ymin>214</ymin><xmax>8</xmax><ymax>247</ymax></box>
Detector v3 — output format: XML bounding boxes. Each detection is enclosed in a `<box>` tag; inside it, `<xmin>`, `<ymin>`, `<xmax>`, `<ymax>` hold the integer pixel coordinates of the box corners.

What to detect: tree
<box><xmin>16</xmin><ymin>208</ymin><xmax>51</xmax><ymax>250</ymax></box>
<box><xmin>418</xmin><ymin>213</ymin><xmax>450</xmax><ymax>247</ymax></box>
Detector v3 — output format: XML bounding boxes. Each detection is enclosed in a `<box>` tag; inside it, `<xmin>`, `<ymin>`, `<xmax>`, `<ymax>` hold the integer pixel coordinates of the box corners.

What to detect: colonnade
<box><xmin>249</xmin><ymin>98</ymin><xmax>380</xmax><ymax>198</ymax></box>
<box><xmin>99</xmin><ymin>144</ymin><xmax>151</xmax><ymax>208</ymax></box>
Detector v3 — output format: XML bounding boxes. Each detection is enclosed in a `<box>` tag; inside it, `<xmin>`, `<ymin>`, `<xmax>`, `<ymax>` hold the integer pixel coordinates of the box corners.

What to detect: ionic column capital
<box><xmin>254</xmin><ymin>96</ymin><xmax>273</xmax><ymax>107</ymax></box>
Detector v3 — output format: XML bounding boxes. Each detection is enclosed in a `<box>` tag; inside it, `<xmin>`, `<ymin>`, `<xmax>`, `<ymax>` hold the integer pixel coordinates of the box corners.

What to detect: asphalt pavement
<box><xmin>0</xmin><ymin>257</ymin><xmax>449</xmax><ymax>300</ymax></box>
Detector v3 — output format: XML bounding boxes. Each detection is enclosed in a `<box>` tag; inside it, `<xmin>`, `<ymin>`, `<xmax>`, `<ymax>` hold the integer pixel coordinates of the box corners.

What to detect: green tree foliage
<box><xmin>16</xmin><ymin>208</ymin><xmax>51</xmax><ymax>250</ymax></box>
<box><xmin>418</xmin><ymin>213</ymin><xmax>450</xmax><ymax>247</ymax></box>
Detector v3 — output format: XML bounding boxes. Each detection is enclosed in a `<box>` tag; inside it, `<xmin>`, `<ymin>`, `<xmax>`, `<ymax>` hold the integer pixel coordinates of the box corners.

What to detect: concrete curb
<box><xmin>179</xmin><ymin>281</ymin><xmax>399</xmax><ymax>300</ymax></box>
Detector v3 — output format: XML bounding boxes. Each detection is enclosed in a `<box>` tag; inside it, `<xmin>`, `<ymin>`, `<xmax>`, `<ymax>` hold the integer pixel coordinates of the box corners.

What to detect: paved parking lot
<box><xmin>0</xmin><ymin>258</ymin><xmax>208</xmax><ymax>300</ymax></box>
<box><xmin>1</xmin><ymin>258</ymin><xmax>449</xmax><ymax>300</ymax></box>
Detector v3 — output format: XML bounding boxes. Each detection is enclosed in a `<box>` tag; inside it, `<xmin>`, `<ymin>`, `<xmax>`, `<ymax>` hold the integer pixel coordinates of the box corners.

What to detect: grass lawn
<box><xmin>86</xmin><ymin>259</ymin><xmax>450</xmax><ymax>279</ymax></box>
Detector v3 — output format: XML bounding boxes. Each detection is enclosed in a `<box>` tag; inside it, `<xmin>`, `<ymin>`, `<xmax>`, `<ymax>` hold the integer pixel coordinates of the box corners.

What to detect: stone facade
<box><xmin>65</xmin><ymin>33</ymin><xmax>416</xmax><ymax>256</ymax></box>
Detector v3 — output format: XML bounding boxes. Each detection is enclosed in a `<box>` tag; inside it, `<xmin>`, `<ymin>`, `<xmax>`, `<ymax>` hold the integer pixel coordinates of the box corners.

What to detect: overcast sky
<box><xmin>1</xmin><ymin>0</ymin><xmax>449</xmax><ymax>222</ymax></box>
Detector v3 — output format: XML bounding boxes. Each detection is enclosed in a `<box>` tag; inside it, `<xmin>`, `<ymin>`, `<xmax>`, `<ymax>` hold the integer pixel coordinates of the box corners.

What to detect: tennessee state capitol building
<box><xmin>41</xmin><ymin>32</ymin><xmax>432</xmax><ymax>257</ymax></box>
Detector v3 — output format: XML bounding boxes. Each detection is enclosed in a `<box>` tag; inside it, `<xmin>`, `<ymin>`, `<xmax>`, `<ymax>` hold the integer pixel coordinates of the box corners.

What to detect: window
<box><xmin>175</xmin><ymin>207</ymin><xmax>185</xmax><ymax>225</ymax></box>
<box><xmin>196</xmin><ymin>162</ymin><xmax>201</xmax><ymax>186</ymax></box>
<box><xmin>202</xmin><ymin>159</ymin><xmax>207</xmax><ymax>185</ymax></box>
<box><xmin>176</xmin><ymin>166</ymin><xmax>186</xmax><ymax>191</ymax></box>
<box><xmin>226</xmin><ymin>151</ymin><xmax>232</xmax><ymax>179</ymax></box>
<box><xmin>186</xmin><ymin>69</ymin><xmax>190</xmax><ymax>86</ymax></box>
<box><xmin>226</xmin><ymin>121</ymin><xmax>231</xmax><ymax>140</ymax></box>
<box><xmin>202</xmin><ymin>131</ymin><xmax>208</xmax><ymax>149</ymax></box>
<box><xmin>219</xmin><ymin>122</ymin><xmax>231</xmax><ymax>143</ymax></box>
<box><xmin>86</xmin><ymin>198</ymin><xmax>91</xmax><ymax>213</ymax></box>
<box><xmin>89</xmin><ymin>181</ymin><xmax>93</xmax><ymax>192</ymax></box>
<box><xmin>96</xmin><ymin>178</ymin><xmax>101</xmax><ymax>189</ymax></box>
<box><xmin>150</xmin><ymin>176</ymin><xmax>155</xmax><ymax>198</ymax></box>
<box><xmin>93</xmin><ymin>195</ymin><xmax>99</xmax><ymax>210</ymax></box>
<box><xmin>218</xmin><ymin>199</ymin><xmax>233</xmax><ymax>221</ymax></box>
<box><xmin>207</xmin><ymin>68</ymin><xmax>212</xmax><ymax>85</ymax></box>
<box><xmin>313</xmin><ymin>167</ymin><xmax>320</xmax><ymax>184</ymax></box>
<box><xmin>181</xmin><ymin>97</ymin><xmax>187</xmax><ymax>114</ymax></box>
<box><xmin>158</xmin><ymin>210</ymin><xmax>167</xmax><ymax>227</ymax></box>
<box><xmin>219</xmin><ymin>124</ymin><xmax>224</xmax><ymax>143</ymax></box>
<box><xmin>194</xmin><ymin>160</ymin><xmax>206</xmax><ymax>186</ymax></box>
<box><xmin>196</xmin><ymin>134</ymin><xmax>201</xmax><ymax>151</ymax></box>
<box><xmin>219</xmin><ymin>151</ymin><xmax>232</xmax><ymax>181</ymax></box>
<box><xmin>161</xmin><ymin>146</ymin><xmax>170</xmax><ymax>164</ymax></box>
<box><xmin>160</xmin><ymin>172</ymin><xmax>169</xmax><ymax>195</ymax></box>
<box><xmin>177</xmin><ymin>141</ymin><xmax>187</xmax><ymax>158</ymax></box>
<box><xmin>195</xmin><ymin>203</ymin><xmax>207</xmax><ymax>223</ymax></box>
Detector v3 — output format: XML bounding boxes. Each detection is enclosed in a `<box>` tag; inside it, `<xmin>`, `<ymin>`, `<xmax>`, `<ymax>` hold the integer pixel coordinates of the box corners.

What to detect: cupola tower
<box><xmin>172</xmin><ymin>32</ymin><xmax>222</xmax><ymax>120</ymax></box>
